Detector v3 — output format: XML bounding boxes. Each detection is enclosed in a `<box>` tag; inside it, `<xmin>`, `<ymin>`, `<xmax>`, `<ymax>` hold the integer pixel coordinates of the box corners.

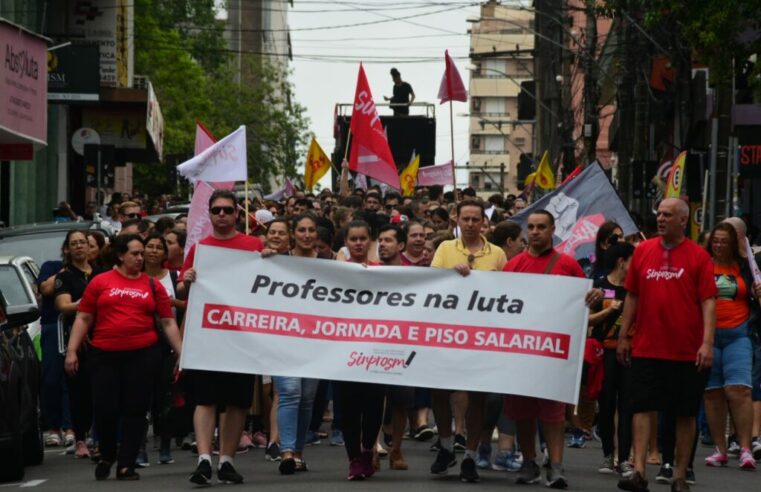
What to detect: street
<box><xmin>6</xmin><ymin>434</ymin><xmax>758</xmax><ymax>491</ymax></box>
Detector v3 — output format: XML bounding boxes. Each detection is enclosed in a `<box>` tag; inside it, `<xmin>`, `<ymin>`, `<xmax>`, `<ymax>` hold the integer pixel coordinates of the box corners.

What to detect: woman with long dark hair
<box><xmin>55</xmin><ymin>230</ymin><xmax>105</xmax><ymax>458</ymax></box>
<box><xmin>65</xmin><ymin>234</ymin><xmax>182</xmax><ymax>481</ymax></box>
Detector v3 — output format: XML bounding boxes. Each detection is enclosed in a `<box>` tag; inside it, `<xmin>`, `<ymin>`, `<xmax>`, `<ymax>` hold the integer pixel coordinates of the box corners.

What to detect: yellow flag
<box><xmin>665</xmin><ymin>151</ymin><xmax>686</xmax><ymax>198</ymax></box>
<box><xmin>535</xmin><ymin>150</ymin><xmax>555</xmax><ymax>190</ymax></box>
<box><xmin>304</xmin><ymin>137</ymin><xmax>332</xmax><ymax>192</ymax></box>
<box><xmin>399</xmin><ymin>153</ymin><xmax>420</xmax><ymax>196</ymax></box>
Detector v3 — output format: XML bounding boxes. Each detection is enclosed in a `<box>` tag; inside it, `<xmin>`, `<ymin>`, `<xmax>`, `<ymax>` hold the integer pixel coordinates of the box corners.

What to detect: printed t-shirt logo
<box><xmin>645</xmin><ymin>268</ymin><xmax>685</xmax><ymax>281</ymax></box>
<box><xmin>108</xmin><ymin>287</ymin><xmax>149</xmax><ymax>299</ymax></box>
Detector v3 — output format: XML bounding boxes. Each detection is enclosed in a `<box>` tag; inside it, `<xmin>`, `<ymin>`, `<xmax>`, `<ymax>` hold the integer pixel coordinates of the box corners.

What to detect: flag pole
<box><xmin>449</xmin><ymin>100</ymin><xmax>457</xmax><ymax>194</ymax></box>
<box><xmin>245</xmin><ymin>180</ymin><xmax>250</xmax><ymax>235</ymax></box>
<box><xmin>343</xmin><ymin>130</ymin><xmax>352</xmax><ymax>162</ymax></box>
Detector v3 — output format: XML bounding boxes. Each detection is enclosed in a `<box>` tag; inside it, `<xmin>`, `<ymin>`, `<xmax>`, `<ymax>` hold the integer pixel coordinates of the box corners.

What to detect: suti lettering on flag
<box><xmin>304</xmin><ymin>137</ymin><xmax>332</xmax><ymax>192</ymax></box>
<box><xmin>400</xmin><ymin>152</ymin><xmax>420</xmax><ymax>196</ymax></box>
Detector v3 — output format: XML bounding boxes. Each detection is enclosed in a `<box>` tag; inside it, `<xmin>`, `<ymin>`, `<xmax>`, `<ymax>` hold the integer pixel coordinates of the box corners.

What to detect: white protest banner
<box><xmin>417</xmin><ymin>161</ymin><xmax>454</xmax><ymax>187</ymax></box>
<box><xmin>181</xmin><ymin>246</ymin><xmax>592</xmax><ymax>404</ymax></box>
<box><xmin>177</xmin><ymin>125</ymin><xmax>247</xmax><ymax>183</ymax></box>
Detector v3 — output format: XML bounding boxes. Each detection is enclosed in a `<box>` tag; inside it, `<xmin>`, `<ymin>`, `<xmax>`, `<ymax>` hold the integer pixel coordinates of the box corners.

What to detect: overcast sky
<box><xmin>288</xmin><ymin>0</ymin><xmax>491</xmax><ymax>188</ymax></box>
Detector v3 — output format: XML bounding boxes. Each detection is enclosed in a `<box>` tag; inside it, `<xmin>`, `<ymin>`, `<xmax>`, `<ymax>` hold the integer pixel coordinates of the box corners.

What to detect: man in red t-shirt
<box><xmin>179</xmin><ymin>189</ymin><xmax>263</xmax><ymax>486</ymax></box>
<box><xmin>502</xmin><ymin>210</ymin><xmax>600</xmax><ymax>489</ymax></box>
<box><xmin>617</xmin><ymin>198</ymin><xmax>716</xmax><ymax>492</ymax></box>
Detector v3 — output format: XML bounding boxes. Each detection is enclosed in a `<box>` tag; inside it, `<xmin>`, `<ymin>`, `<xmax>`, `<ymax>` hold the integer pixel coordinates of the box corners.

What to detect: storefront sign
<box><xmin>47</xmin><ymin>45</ymin><xmax>100</xmax><ymax>101</ymax></box>
<box><xmin>0</xmin><ymin>19</ymin><xmax>48</xmax><ymax>147</ymax></box>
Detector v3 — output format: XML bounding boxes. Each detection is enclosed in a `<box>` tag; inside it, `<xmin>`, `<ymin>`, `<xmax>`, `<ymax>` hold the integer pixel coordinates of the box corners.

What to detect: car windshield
<box><xmin>0</xmin><ymin>232</ymin><xmax>65</xmax><ymax>266</ymax></box>
<box><xmin>0</xmin><ymin>266</ymin><xmax>34</xmax><ymax>306</ymax></box>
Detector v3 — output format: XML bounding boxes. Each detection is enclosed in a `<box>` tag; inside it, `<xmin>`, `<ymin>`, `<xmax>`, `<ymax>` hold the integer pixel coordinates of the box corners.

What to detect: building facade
<box><xmin>467</xmin><ymin>1</ymin><xmax>534</xmax><ymax>198</ymax></box>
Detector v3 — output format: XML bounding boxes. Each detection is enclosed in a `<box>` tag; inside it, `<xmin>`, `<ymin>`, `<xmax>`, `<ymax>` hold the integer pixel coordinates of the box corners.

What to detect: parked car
<box><xmin>0</xmin><ymin>221</ymin><xmax>109</xmax><ymax>267</ymax></box>
<box><xmin>0</xmin><ymin>257</ymin><xmax>41</xmax><ymax>356</ymax></box>
<box><xmin>0</xmin><ymin>270</ymin><xmax>43</xmax><ymax>481</ymax></box>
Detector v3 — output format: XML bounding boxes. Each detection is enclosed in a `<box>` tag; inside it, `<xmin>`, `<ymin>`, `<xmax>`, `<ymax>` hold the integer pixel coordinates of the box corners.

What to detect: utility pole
<box><xmin>534</xmin><ymin>0</ymin><xmax>564</xmax><ymax>169</ymax></box>
<box><xmin>615</xmin><ymin>11</ymin><xmax>635</xmax><ymax>207</ymax></box>
<box><xmin>583</xmin><ymin>0</ymin><xmax>599</xmax><ymax>164</ymax></box>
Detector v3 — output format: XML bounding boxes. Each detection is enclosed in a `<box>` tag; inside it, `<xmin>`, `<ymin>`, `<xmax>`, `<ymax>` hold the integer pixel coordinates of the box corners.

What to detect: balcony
<box><xmin>470</xmin><ymin>78</ymin><xmax>522</xmax><ymax>98</ymax></box>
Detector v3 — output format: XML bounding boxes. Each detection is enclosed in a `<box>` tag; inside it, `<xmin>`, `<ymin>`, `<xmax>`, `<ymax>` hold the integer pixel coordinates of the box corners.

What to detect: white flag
<box><xmin>177</xmin><ymin>126</ymin><xmax>247</xmax><ymax>183</ymax></box>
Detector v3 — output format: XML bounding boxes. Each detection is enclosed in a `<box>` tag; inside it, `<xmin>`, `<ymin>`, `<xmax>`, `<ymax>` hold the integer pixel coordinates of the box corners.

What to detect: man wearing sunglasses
<box><xmin>178</xmin><ymin>189</ymin><xmax>264</xmax><ymax>486</ymax></box>
<box><xmin>118</xmin><ymin>201</ymin><xmax>142</xmax><ymax>224</ymax></box>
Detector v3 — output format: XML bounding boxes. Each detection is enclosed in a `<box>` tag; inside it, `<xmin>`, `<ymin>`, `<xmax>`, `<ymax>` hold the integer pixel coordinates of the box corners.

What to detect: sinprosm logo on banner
<box><xmin>347</xmin><ymin>349</ymin><xmax>417</xmax><ymax>374</ymax></box>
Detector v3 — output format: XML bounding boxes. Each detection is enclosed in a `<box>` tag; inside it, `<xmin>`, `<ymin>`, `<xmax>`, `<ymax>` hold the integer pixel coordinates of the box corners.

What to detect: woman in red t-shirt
<box><xmin>703</xmin><ymin>223</ymin><xmax>758</xmax><ymax>469</ymax></box>
<box><xmin>64</xmin><ymin>234</ymin><xmax>182</xmax><ymax>481</ymax></box>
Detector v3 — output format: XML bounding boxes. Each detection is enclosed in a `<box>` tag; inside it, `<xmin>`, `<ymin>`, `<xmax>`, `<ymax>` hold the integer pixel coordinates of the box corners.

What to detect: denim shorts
<box><xmin>706</xmin><ymin>321</ymin><xmax>753</xmax><ymax>390</ymax></box>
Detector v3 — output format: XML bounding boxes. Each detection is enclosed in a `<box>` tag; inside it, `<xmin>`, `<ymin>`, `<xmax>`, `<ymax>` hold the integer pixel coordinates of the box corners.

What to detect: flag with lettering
<box><xmin>304</xmin><ymin>137</ymin><xmax>331</xmax><ymax>192</ymax></box>
<box><xmin>178</xmin><ymin>126</ymin><xmax>247</xmax><ymax>183</ymax></box>
<box><xmin>665</xmin><ymin>150</ymin><xmax>686</xmax><ymax>198</ymax></box>
<box><xmin>349</xmin><ymin>64</ymin><xmax>400</xmax><ymax>189</ymax></box>
<box><xmin>438</xmin><ymin>49</ymin><xmax>467</xmax><ymax>103</ymax></box>
<box><xmin>512</xmin><ymin>162</ymin><xmax>638</xmax><ymax>262</ymax></box>
<box><xmin>417</xmin><ymin>161</ymin><xmax>454</xmax><ymax>187</ymax></box>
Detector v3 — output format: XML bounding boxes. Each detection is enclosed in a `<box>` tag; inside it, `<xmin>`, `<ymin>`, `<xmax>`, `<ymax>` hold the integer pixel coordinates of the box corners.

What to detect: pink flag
<box><xmin>185</xmin><ymin>123</ymin><xmax>235</xmax><ymax>255</ymax></box>
<box><xmin>438</xmin><ymin>50</ymin><xmax>467</xmax><ymax>104</ymax></box>
<box><xmin>417</xmin><ymin>161</ymin><xmax>454</xmax><ymax>187</ymax></box>
<box><xmin>349</xmin><ymin>64</ymin><xmax>401</xmax><ymax>189</ymax></box>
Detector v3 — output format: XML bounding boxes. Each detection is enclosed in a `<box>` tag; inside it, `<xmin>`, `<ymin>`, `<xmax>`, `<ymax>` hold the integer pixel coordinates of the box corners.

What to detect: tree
<box><xmin>132</xmin><ymin>0</ymin><xmax>310</xmax><ymax>197</ymax></box>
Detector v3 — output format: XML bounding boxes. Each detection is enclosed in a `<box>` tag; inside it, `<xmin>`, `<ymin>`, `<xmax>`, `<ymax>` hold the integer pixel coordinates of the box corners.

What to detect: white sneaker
<box><xmin>752</xmin><ymin>437</ymin><xmax>761</xmax><ymax>461</ymax></box>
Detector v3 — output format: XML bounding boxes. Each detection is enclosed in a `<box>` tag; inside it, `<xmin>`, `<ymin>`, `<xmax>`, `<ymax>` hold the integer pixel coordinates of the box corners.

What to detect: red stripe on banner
<box><xmin>201</xmin><ymin>304</ymin><xmax>571</xmax><ymax>360</ymax></box>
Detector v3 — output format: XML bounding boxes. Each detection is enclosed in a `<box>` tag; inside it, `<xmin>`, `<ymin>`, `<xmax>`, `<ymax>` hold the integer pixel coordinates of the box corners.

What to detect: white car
<box><xmin>0</xmin><ymin>256</ymin><xmax>41</xmax><ymax>351</ymax></box>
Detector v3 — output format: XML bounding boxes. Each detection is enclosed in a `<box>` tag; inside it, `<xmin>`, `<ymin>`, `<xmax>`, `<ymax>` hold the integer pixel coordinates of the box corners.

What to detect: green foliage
<box><xmin>132</xmin><ymin>0</ymin><xmax>310</xmax><ymax>197</ymax></box>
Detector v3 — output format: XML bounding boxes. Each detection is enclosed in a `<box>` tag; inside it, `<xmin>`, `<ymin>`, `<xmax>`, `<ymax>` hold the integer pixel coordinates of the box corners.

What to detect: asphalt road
<box><xmin>4</xmin><ymin>431</ymin><xmax>759</xmax><ymax>491</ymax></box>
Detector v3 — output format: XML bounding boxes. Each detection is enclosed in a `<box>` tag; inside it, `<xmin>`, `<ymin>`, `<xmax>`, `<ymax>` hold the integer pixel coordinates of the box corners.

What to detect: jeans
<box><xmin>273</xmin><ymin>376</ymin><xmax>319</xmax><ymax>453</ymax></box>
<box><xmin>706</xmin><ymin>321</ymin><xmax>753</xmax><ymax>390</ymax></box>
<box><xmin>40</xmin><ymin>322</ymin><xmax>72</xmax><ymax>430</ymax></box>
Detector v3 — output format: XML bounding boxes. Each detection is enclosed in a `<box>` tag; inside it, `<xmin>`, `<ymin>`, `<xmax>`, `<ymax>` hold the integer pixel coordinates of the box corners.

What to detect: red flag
<box><xmin>438</xmin><ymin>50</ymin><xmax>467</xmax><ymax>103</ymax></box>
<box><xmin>349</xmin><ymin>64</ymin><xmax>400</xmax><ymax>189</ymax></box>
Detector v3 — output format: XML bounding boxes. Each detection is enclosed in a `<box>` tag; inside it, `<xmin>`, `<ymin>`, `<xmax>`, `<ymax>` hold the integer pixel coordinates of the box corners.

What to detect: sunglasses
<box><xmin>210</xmin><ymin>206</ymin><xmax>235</xmax><ymax>215</ymax></box>
<box><xmin>125</xmin><ymin>213</ymin><xmax>141</xmax><ymax>219</ymax></box>
<box><xmin>607</xmin><ymin>233</ymin><xmax>622</xmax><ymax>245</ymax></box>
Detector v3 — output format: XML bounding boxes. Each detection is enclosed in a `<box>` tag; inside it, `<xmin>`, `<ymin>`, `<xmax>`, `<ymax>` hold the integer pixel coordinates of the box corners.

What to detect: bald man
<box><xmin>617</xmin><ymin>199</ymin><xmax>717</xmax><ymax>492</ymax></box>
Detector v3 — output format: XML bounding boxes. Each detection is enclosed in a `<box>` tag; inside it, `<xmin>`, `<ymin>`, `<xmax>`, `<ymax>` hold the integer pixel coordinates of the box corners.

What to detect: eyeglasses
<box><xmin>607</xmin><ymin>233</ymin><xmax>622</xmax><ymax>245</ymax></box>
<box><xmin>210</xmin><ymin>206</ymin><xmax>235</xmax><ymax>215</ymax></box>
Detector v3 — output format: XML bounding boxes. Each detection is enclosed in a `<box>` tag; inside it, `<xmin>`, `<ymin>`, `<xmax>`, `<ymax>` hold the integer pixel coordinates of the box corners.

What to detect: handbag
<box><xmin>148</xmin><ymin>277</ymin><xmax>172</xmax><ymax>353</ymax></box>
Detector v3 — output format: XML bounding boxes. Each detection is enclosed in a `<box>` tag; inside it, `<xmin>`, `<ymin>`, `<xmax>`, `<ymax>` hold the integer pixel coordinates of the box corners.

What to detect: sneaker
<box><xmin>265</xmin><ymin>442</ymin><xmax>281</xmax><ymax>462</ymax></box>
<box><xmin>305</xmin><ymin>430</ymin><xmax>321</xmax><ymax>446</ymax></box>
<box><xmin>330</xmin><ymin>429</ymin><xmax>345</xmax><ymax>446</ymax></box>
<box><xmin>158</xmin><ymin>449</ymin><xmax>174</xmax><ymax>464</ymax></box>
<box><xmin>739</xmin><ymin>448</ymin><xmax>756</xmax><ymax>470</ymax></box>
<box><xmin>476</xmin><ymin>443</ymin><xmax>491</xmax><ymax>469</ymax></box>
<box><xmin>453</xmin><ymin>433</ymin><xmax>467</xmax><ymax>452</ymax></box>
<box><xmin>45</xmin><ymin>432</ymin><xmax>61</xmax><ymax>447</ymax></box>
<box><xmin>430</xmin><ymin>448</ymin><xmax>457</xmax><ymax>474</ymax></box>
<box><xmin>429</xmin><ymin>438</ymin><xmax>441</xmax><ymax>452</ymax></box>
<box><xmin>685</xmin><ymin>468</ymin><xmax>696</xmax><ymax>485</ymax></box>
<box><xmin>135</xmin><ymin>449</ymin><xmax>149</xmax><ymax>468</ymax></box>
<box><xmin>618</xmin><ymin>461</ymin><xmax>634</xmax><ymax>479</ymax></box>
<box><xmin>414</xmin><ymin>425</ymin><xmax>435</xmax><ymax>442</ymax></box>
<box><xmin>516</xmin><ymin>460</ymin><xmax>541</xmax><ymax>484</ymax></box>
<box><xmin>64</xmin><ymin>430</ymin><xmax>75</xmax><ymax>447</ymax></box>
<box><xmin>359</xmin><ymin>450</ymin><xmax>375</xmax><ymax>479</ymax></box>
<box><xmin>598</xmin><ymin>455</ymin><xmax>615</xmax><ymax>474</ymax></box>
<box><xmin>239</xmin><ymin>431</ymin><xmax>253</xmax><ymax>450</ymax></box>
<box><xmin>116</xmin><ymin>468</ymin><xmax>140</xmax><ymax>481</ymax></box>
<box><xmin>217</xmin><ymin>461</ymin><xmax>244</xmax><ymax>484</ymax></box>
<box><xmin>95</xmin><ymin>461</ymin><xmax>113</xmax><ymax>481</ymax></box>
<box><xmin>617</xmin><ymin>470</ymin><xmax>650</xmax><ymax>492</ymax></box>
<box><xmin>546</xmin><ymin>465</ymin><xmax>568</xmax><ymax>489</ymax></box>
<box><xmin>75</xmin><ymin>440</ymin><xmax>90</xmax><ymax>459</ymax></box>
<box><xmin>182</xmin><ymin>434</ymin><xmax>194</xmax><ymax>450</ymax></box>
<box><xmin>279</xmin><ymin>457</ymin><xmax>296</xmax><ymax>475</ymax></box>
<box><xmin>727</xmin><ymin>435</ymin><xmax>741</xmax><ymax>457</ymax></box>
<box><xmin>655</xmin><ymin>463</ymin><xmax>673</xmax><ymax>483</ymax></box>
<box><xmin>567</xmin><ymin>434</ymin><xmax>586</xmax><ymax>448</ymax></box>
<box><xmin>752</xmin><ymin>437</ymin><xmax>761</xmax><ymax>461</ymax></box>
<box><xmin>704</xmin><ymin>448</ymin><xmax>728</xmax><ymax>467</ymax></box>
<box><xmin>251</xmin><ymin>431</ymin><xmax>267</xmax><ymax>449</ymax></box>
<box><xmin>348</xmin><ymin>458</ymin><xmax>365</xmax><ymax>481</ymax></box>
<box><xmin>459</xmin><ymin>456</ymin><xmax>480</xmax><ymax>483</ymax></box>
<box><xmin>189</xmin><ymin>459</ymin><xmax>212</xmax><ymax>486</ymax></box>
<box><xmin>295</xmin><ymin>457</ymin><xmax>309</xmax><ymax>472</ymax></box>
<box><xmin>492</xmin><ymin>450</ymin><xmax>522</xmax><ymax>472</ymax></box>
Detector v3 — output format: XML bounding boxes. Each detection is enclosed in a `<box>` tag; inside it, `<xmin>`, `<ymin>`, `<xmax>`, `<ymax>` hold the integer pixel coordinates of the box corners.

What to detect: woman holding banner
<box><xmin>335</xmin><ymin>220</ymin><xmax>385</xmax><ymax>480</ymax></box>
<box><xmin>262</xmin><ymin>214</ymin><xmax>320</xmax><ymax>474</ymax></box>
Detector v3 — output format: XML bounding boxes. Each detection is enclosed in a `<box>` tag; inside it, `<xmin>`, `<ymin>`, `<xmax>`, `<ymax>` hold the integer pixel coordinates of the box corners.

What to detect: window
<box><xmin>471</xmin><ymin>136</ymin><xmax>481</xmax><ymax>151</ymax></box>
<box><xmin>484</xmin><ymin>98</ymin><xmax>504</xmax><ymax>115</ymax></box>
<box><xmin>513</xmin><ymin>137</ymin><xmax>526</xmax><ymax>147</ymax></box>
<box><xmin>485</xmin><ymin>135</ymin><xmax>505</xmax><ymax>153</ymax></box>
<box><xmin>471</xmin><ymin>175</ymin><xmax>480</xmax><ymax>188</ymax></box>
<box><xmin>0</xmin><ymin>266</ymin><xmax>33</xmax><ymax>306</ymax></box>
<box><xmin>472</xmin><ymin>98</ymin><xmax>482</xmax><ymax>112</ymax></box>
